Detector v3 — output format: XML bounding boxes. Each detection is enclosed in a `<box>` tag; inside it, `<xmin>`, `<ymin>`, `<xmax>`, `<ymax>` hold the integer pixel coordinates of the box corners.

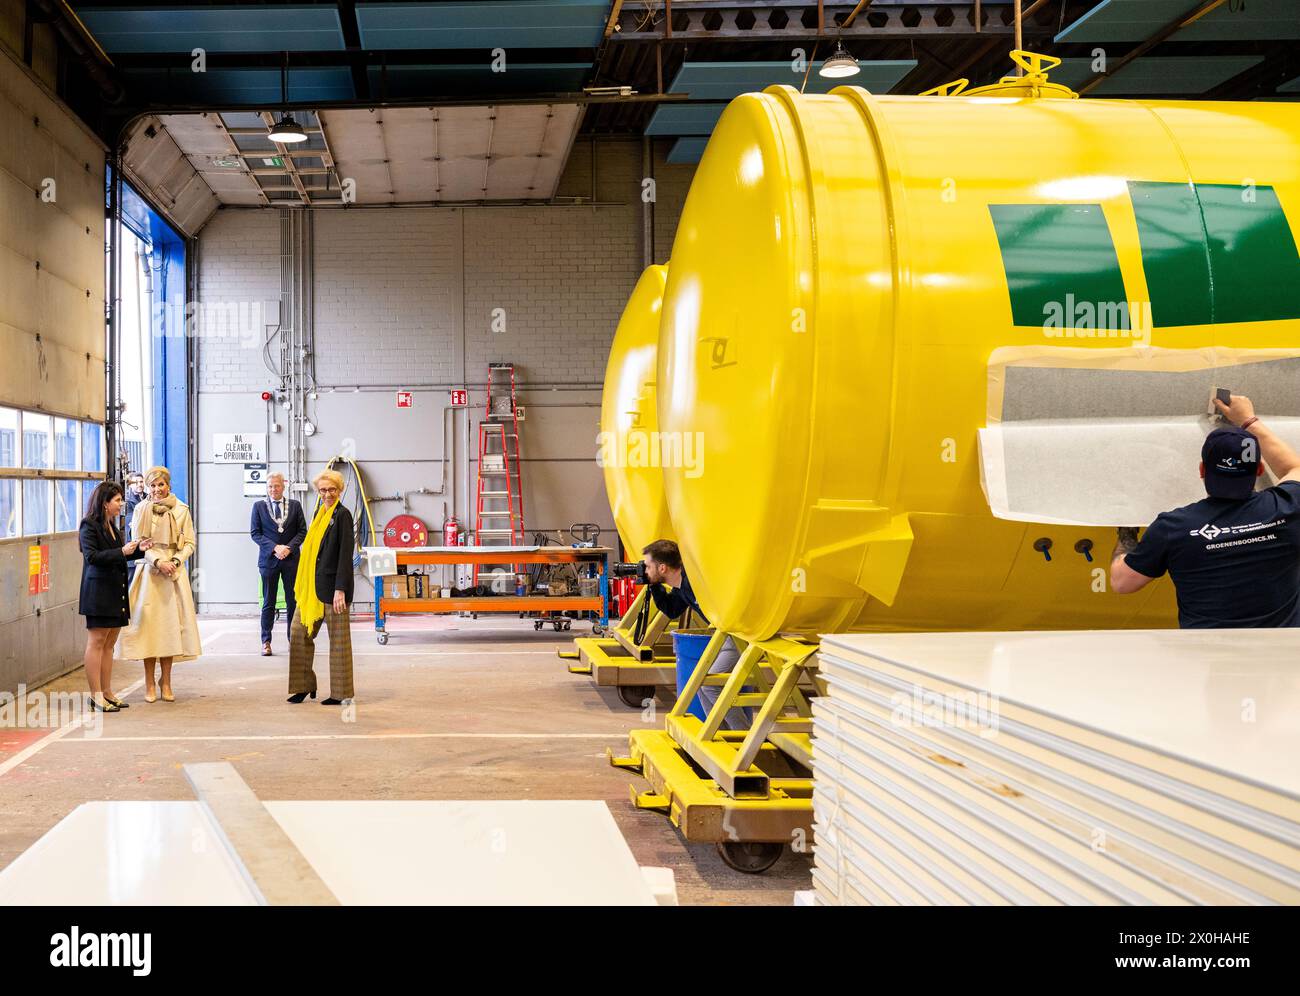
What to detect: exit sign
<box><xmin>450</xmin><ymin>389</ymin><xmax>467</xmax><ymax>407</ymax></box>
<box><xmin>396</xmin><ymin>391</ymin><xmax>413</xmax><ymax>408</ymax></box>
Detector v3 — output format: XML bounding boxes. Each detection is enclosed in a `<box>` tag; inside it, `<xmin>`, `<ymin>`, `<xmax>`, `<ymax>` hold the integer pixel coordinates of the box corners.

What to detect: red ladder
<box><xmin>473</xmin><ymin>363</ymin><xmax>525</xmax><ymax>584</ymax></box>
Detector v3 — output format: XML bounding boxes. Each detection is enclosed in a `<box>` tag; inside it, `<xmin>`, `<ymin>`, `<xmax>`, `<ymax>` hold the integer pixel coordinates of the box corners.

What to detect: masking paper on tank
<box><xmin>979</xmin><ymin>417</ymin><xmax>1300</xmax><ymax>527</ymax></box>
<box><xmin>985</xmin><ymin>346</ymin><xmax>1300</xmax><ymax>425</ymax></box>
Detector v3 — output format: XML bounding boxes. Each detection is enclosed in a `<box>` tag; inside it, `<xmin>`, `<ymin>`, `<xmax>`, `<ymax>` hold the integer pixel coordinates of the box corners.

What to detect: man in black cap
<box><xmin>1110</xmin><ymin>394</ymin><xmax>1300</xmax><ymax>627</ymax></box>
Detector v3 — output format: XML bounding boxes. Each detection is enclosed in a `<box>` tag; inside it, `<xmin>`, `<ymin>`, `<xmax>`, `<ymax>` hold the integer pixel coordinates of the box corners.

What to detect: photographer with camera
<box><xmin>639</xmin><ymin>540</ymin><xmax>751</xmax><ymax>731</ymax></box>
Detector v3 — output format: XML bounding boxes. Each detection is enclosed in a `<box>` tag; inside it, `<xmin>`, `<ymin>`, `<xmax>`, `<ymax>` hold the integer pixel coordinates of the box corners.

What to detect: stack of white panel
<box><xmin>811</xmin><ymin>629</ymin><xmax>1300</xmax><ymax>906</ymax></box>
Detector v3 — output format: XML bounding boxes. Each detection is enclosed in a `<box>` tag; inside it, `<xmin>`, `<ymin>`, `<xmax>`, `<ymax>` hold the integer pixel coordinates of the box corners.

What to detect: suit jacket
<box><xmin>312</xmin><ymin>503</ymin><xmax>355</xmax><ymax>604</ymax></box>
<box><xmin>250</xmin><ymin>497</ymin><xmax>307</xmax><ymax>571</ymax></box>
<box><xmin>78</xmin><ymin>517</ymin><xmax>145</xmax><ymax>617</ymax></box>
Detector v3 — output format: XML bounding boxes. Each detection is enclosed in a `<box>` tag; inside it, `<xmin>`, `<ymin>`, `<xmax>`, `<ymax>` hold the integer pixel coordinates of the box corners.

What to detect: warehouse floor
<box><xmin>0</xmin><ymin>615</ymin><xmax>810</xmax><ymax>905</ymax></box>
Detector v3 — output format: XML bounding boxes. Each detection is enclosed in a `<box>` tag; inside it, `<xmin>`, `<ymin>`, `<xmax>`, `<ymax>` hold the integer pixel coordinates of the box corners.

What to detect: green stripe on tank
<box><xmin>1196</xmin><ymin>182</ymin><xmax>1300</xmax><ymax>324</ymax></box>
<box><xmin>1129</xmin><ymin>180</ymin><xmax>1300</xmax><ymax>326</ymax></box>
<box><xmin>989</xmin><ymin>203</ymin><xmax>1130</xmax><ymax>330</ymax></box>
<box><xmin>1127</xmin><ymin>180</ymin><xmax>1212</xmax><ymax>327</ymax></box>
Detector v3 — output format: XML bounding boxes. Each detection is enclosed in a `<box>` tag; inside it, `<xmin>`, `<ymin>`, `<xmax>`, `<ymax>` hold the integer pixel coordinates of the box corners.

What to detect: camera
<box><xmin>611</xmin><ymin>561</ymin><xmax>649</xmax><ymax>583</ymax></box>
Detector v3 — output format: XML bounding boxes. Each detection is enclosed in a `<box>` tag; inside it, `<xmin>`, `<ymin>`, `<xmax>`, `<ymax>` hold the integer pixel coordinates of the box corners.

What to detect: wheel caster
<box><xmin>617</xmin><ymin>685</ymin><xmax>655</xmax><ymax>708</ymax></box>
<box><xmin>592</xmin><ymin>624</ymin><xmax>605</xmax><ymax>637</ymax></box>
<box><xmin>562</xmin><ymin>619</ymin><xmax>571</xmax><ymax>631</ymax></box>
<box><xmin>716</xmin><ymin>840</ymin><xmax>784</xmax><ymax>874</ymax></box>
<box><xmin>534</xmin><ymin>620</ymin><xmax>542</xmax><ymax>631</ymax></box>
<box><xmin>552</xmin><ymin>620</ymin><xmax>562</xmax><ymax>631</ymax></box>
<box><xmin>472</xmin><ymin>612</ymin><xmax>478</xmax><ymax>620</ymax></box>
<box><xmin>376</xmin><ymin>633</ymin><xmax>389</xmax><ymax>645</ymax></box>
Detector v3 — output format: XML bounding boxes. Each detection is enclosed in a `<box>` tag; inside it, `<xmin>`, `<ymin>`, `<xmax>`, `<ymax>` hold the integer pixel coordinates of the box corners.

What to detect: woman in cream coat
<box><xmin>121</xmin><ymin>466</ymin><xmax>202</xmax><ymax>701</ymax></box>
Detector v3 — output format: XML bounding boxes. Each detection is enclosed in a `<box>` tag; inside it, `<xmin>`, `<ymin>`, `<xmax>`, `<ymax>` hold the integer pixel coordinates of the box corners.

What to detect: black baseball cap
<box><xmin>1202</xmin><ymin>427</ymin><xmax>1260</xmax><ymax>500</ymax></box>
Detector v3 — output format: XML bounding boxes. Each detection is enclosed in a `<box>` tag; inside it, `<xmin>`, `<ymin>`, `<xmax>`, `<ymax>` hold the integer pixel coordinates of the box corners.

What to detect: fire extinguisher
<box><xmin>443</xmin><ymin>515</ymin><xmax>460</xmax><ymax>548</ymax></box>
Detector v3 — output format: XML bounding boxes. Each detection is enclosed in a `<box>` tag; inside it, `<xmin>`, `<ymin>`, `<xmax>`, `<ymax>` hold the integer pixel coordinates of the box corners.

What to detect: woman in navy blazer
<box><xmin>78</xmin><ymin>481</ymin><xmax>152</xmax><ymax>712</ymax></box>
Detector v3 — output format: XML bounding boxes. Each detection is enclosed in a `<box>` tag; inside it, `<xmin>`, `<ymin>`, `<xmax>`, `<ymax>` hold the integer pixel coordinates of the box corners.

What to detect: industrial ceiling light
<box><xmin>819</xmin><ymin>41</ymin><xmax>860</xmax><ymax>79</ymax></box>
<box><xmin>268</xmin><ymin>114</ymin><xmax>308</xmax><ymax>143</ymax></box>
<box><xmin>268</xmin><ymin>60</ymin><xmax>309</xmax><ymax>143</ymax></box>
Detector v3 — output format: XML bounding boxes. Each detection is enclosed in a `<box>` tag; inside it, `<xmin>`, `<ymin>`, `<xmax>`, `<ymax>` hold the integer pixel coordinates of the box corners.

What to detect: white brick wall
<box><xmin>195</xmin><ymin>210</ymin><xmax>280</xmax><ymax>393</ymax></box>
<box><xmin>314</xmin><ymin>208</ymin><xmax>462</xmax><ymax>385</ymax></box>
<box><xmin>463</xmin><ymin>205</ymin><xmax>639</xmax><ymax>384</ymax></box>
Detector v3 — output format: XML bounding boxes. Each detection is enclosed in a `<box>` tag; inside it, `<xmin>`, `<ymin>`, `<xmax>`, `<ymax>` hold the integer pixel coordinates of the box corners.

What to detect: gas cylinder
<box><xmin>655</xmin><ymin>53</ymin><xmax>1300</xmax><ymax>640</ymax></box>
<box><xmin>443</xmin><ymin>515</ymin><xmax>460</xmax><ymax>548</ymax></box>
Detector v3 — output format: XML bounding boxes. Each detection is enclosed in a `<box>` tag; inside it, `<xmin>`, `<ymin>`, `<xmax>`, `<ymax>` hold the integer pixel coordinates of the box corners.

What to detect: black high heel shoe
<box><xmin>89</xmin><ymin>697</ymin><xmax>120</xmax><ymax>713</ymax></box>
<box><xmin>286</xmin><ymin>690</ymin><xmax>317</xmax><ymax>704</ymax></box>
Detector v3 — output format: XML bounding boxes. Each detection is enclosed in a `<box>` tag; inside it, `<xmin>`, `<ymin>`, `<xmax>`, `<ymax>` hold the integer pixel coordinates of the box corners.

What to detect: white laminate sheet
<box><xmin>0</xmin><ymin>800</ymin><xmax>656</xmax><ymax>906</ymax></box>
<box><xmin>0</xmin><ymin>802</ymin><xmax>256</xmax><ymax>906</ymax></box>
<box><xmin>819</xmin><ymin>629</ymin><xmax>1300</xmax><ymax>802</ymax></box>
<box><xmin>263</xmin><ymin>800</ymin><xmax>656</xmax><ymax>906</ymax></box>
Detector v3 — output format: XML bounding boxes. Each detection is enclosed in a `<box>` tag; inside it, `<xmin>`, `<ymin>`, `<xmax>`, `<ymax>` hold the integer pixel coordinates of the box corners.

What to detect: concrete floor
<box><xmin>0</xmin><ymin>614</ymin><xmax>811</xmax><ymax>905</ymax></box>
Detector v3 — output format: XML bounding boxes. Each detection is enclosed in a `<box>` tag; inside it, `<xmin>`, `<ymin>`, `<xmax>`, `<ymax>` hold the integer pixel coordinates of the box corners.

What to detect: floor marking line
<box><xmin>48</xmin><ymin>732</ymin><xmax>629</xmax><ymax>742</ymax></box>
<box><xmin>198</xmin><ymin>651</ymin><xmax>558</xmax><ymax>658</ymax></box>
<box><xmin>0</xmin><ymin>628</ymin><xmax>237</xmax><ymax>780</ymax></box>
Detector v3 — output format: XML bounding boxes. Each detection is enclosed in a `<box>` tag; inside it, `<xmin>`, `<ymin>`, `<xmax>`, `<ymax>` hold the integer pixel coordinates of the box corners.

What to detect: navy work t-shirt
<box><xmin>1125</xmin><ymin>481</ymin><xmax>1300</xmax><ymax>628</ymax></box>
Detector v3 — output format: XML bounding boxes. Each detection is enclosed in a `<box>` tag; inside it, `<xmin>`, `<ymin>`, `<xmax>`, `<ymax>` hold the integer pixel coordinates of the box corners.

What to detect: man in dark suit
<box><xmin>250</xmin><ymin>472</ymin><xmax>307</xmax><ymax>655</ymax></box>
<box><xmin>123</xmin><ymin>472</ymin><xmax>146</xmax><ymax>583</ymax></box>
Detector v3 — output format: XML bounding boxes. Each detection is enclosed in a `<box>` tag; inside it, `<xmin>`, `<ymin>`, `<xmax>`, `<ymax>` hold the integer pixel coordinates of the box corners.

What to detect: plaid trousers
<box><xmin>288</xmin><ymin>603</ymin><xmax>355</xmax><ymax>699</ymax></box>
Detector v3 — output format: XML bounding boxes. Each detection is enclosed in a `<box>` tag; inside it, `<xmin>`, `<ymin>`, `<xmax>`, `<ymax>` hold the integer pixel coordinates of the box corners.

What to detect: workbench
<box><xmin>368</xmin><ymin>545</ymin><xmax>612</xmax><ymax>644</ymax></box>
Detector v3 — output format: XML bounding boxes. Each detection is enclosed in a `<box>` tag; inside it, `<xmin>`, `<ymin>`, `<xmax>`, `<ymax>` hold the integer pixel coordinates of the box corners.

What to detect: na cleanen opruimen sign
<box><xmin>212</xmin><ymin>433</ymin><xmax>266</xmax><ymax>463</ymax></box>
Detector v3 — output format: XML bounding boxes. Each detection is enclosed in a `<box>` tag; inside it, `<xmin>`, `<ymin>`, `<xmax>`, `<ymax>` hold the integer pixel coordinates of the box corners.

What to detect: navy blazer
<box><xmin>78</xmin><ymin>517</ymin><xmax>145</xmax><ymax>617</ymax></box>
<box><xmin>312</xmin><ymin>503</ymin><xmax>356</xmax><ymax>604</ymax></box>
<box><xmin>250</xmin><ymin>497</ymin><xmax>307</xmax><ymax>570</ymax></box>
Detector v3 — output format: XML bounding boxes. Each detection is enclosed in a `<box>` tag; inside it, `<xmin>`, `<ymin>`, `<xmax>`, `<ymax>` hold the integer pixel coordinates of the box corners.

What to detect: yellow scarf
<box><xmin>294</xmin><ymin>501</ymin><xmax>336</xmax><ymax>630</ymax></box>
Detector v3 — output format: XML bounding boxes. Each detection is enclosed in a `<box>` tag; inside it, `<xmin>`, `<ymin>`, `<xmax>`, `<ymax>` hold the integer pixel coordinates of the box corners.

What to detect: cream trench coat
<box><xmin>120</xmin><ymin>499</ymin><xmax>202</xmax><ymax>662</ymax></box>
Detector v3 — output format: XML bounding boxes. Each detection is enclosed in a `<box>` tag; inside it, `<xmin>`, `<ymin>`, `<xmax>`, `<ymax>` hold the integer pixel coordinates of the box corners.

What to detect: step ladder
<box><xmin>474</xmin><ymin>363</ymin><xmax>525</xmax><ymax>585</ymax></box>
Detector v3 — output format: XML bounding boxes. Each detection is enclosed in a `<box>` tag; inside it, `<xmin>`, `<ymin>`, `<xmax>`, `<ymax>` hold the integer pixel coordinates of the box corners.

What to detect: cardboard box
<box><xmin>384</xmin><ymin>577</ymin><xmax>408</xmax><ymax>599</ymax></box>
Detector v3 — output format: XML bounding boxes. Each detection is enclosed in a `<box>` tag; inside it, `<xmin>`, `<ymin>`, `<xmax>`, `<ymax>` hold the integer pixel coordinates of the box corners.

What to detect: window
<box><xmin>22</xmin><ymin>412</ymin><xmax>51</xmax><ymax>469</ymax></box>
<box><xmin>0</xmin><ymin>406</ymin><xmax>105</xmax><ymax>538</ymax></box>
<box><xmin>0</xmin><ymin>408</ymin><xmax>17</xmax><ymax>468</ymax></box>
<box><xmin>56</xmin><ymin>480</ymin><xmax>79</xmax><ymax>532</ymax></box>
<box><xmin>82</xmin><ymin>423</ymin><xmax>103</xmax><ymax>472</ymax></box>
<box><xmin>54</xmin><ymin>417</ymin><xmax>79</xmax><ymax>471</ymax></box>
<box><xmin>0</xmin><ymin>479</ymin><xmax>15</xmax><ymax>539</ymax></box>
<box><xmin>23</xmin><ymin>479</ymin><xmax>51</xmax><ymax>536</ymax></box>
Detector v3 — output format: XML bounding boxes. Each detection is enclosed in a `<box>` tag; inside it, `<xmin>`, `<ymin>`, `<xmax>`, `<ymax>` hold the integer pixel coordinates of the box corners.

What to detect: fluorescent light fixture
<box><xmin>267</xmin><ymin>114</ymin><xmax>308</xmax><ymax>144</ymax></box>
<box><xmin>819</xmin><ymin>42</ymin><xmax>861</xmax><ymax>79</ymax></box>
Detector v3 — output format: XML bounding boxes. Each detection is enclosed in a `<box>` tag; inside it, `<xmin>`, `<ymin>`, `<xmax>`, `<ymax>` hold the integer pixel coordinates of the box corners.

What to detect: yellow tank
<box><xmin>657</xmin><ymin>55</ymin><xmax>1300</xmax><ymax>639</ymax></box>
<box><xmin>600</xmin><ymin>264</ymin><xmax>675</xmax><ymax>555</ymax></box>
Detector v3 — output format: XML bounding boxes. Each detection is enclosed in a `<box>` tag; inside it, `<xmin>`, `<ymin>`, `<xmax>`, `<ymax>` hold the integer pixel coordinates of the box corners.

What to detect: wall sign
<box><xmin>243</xmin><ymin>463</ymin><xmax>269</xmax><ymax>498</ymax></box>
<box><xmin>450</xmin><ymin>389</ymin><xmax>467</xmax><ymax>407</ymax></box>
<box><xmin>213</xmin><ymin>433</ymin><xmax>266</xmax><ymax>463</ymax></box>
<box><xmin>396</xmin><ymin>391</ymin><xmax>414</xmax><ymax>408</ymax></box>
<box><xmin>27</xmin><ymin>544</ymin><xmax>49</xmax><ymax>596</ymax></box>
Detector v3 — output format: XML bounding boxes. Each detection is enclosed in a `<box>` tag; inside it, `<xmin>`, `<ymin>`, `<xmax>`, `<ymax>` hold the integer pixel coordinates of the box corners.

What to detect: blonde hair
<box><xmin>145</xmin><ymin>465</ymin><xmax>171</xmax><ymax>486</ymax></box>
<box><xmin>313</xmin><ymin>469</ymin><xmax>345</xmax><ymax>493</ymax></box>
<box><xmin>267</xmin><ymin>472</ymin><xmax>285</xmax><ymax>483</ymax></box>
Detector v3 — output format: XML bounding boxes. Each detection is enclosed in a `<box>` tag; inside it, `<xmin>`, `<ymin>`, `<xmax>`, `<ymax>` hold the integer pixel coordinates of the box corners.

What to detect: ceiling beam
<box><xmin>1077</xmin><ymin>0</ymin><xmax>1230</xmax><ymax>96</ymax></box>
<box><xmin>336</xmin><ymin>0</ymin><xmax>370</xmax><ymax>101</ymax></box>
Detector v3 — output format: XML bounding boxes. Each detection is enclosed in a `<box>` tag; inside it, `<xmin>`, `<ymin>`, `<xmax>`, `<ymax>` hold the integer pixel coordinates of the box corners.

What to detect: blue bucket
<box><xmin>672</xmin><ymin>631</ymin><xmax>713</xmax><ymax>720</ymax></box>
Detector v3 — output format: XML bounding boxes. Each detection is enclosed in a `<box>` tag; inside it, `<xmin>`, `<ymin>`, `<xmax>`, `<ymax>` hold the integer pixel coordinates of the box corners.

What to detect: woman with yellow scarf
<box><xmin>287</xmin><ymin>469</ymin><xmax>356</xmax><ymax>705</ymax></box>
<box><xmin>121</xmin><ymin>466</ymin><xmax>202</xmax><ymax>701</ymax></box>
